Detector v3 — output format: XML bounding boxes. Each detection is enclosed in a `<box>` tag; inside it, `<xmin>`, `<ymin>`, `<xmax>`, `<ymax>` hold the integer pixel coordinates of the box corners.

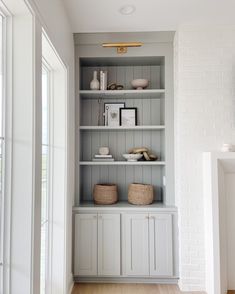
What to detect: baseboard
<box><xmin>74</xmin><ymin>276</ymin><xmax>178</xmax><ymax>284</ymax></box>
<box><xmin>68</xmin><ymin>282</ymin><xmax>74</xmax><ymax>294</ymax></box>
<box><xmin>68</xmin><ymin>273</ymin><xmax>74</xmax><ymax>294</ymax></box>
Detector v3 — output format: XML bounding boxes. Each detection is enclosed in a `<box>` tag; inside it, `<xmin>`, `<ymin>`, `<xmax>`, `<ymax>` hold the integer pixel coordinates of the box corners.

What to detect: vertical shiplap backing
<box><xmin>80</xmin><ymin>65</ymin><xmax>163</xmax><ymax>90</ymax></box>
<box><xmin>80</xmin><ymin>98</ymin><xmax>164</xmax><ymax>126</ymax></box>
<box><xmin>80</xmin><ymin>166</ymin><xmax>163</xmax><ymax>203</ymax></box>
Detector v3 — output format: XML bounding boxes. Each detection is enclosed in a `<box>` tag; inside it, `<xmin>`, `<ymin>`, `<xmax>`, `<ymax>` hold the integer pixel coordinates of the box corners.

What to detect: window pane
<box><xmin>0</xmin><ymin>15</ymin><xmax>3</xmax><ymax>138</ymax></box>
<box><xmin>40</xmin><ymin>67</ymin><xmax>49</xmax><ymax>294</ymax></box>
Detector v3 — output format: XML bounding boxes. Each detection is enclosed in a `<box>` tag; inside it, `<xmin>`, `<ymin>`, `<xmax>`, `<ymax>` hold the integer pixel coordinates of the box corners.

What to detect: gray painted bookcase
<box><xmin>73</xmin><ymin>32</ymin><xmax>178</xmax><ymax>282</ymax></box>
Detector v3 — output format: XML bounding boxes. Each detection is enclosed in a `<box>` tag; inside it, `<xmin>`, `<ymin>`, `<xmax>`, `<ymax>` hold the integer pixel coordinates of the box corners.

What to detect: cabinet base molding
<box><xmin>74</xmin><ymin>277</ymin><xmax>179</xmax><ymax>284</ymax></box>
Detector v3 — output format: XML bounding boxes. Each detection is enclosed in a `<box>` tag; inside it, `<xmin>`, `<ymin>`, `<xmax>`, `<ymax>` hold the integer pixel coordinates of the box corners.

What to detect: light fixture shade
<box><xmin>119</xmin><ymin>5</ymin><xmax>136</xmax><ymax>15</ymax></box>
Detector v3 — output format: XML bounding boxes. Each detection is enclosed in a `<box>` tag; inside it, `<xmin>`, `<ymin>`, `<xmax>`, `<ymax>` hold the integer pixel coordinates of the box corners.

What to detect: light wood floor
<box><xmin>72</xmin><ymin>283</ymin><xmax>205</xmax><ymax>294</ymax></box>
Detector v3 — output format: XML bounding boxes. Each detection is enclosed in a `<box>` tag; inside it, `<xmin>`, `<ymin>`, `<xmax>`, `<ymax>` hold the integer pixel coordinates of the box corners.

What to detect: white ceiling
<box><xmin>63</xmin><ymin>0</ymin><xmax>235</xmax><ymax>33</ymax></box>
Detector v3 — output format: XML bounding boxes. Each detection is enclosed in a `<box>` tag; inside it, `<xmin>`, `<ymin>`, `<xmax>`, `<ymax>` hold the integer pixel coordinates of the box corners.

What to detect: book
<box><xmin>92</xmin><ymin>158</ymin><xmax>114</xmax><ymax>162</ymax></box>
<box><xmin>94</xmin><ymin>154</ymin><xmax>113</xmax><ymax>158</ymax></box>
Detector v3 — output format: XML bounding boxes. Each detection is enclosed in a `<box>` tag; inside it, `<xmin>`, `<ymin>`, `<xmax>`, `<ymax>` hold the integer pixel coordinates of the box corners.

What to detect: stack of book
<box><xmin>92</xmin><ymin>154</ymin><xmax>114</xmax><ymax>162</ymax></box>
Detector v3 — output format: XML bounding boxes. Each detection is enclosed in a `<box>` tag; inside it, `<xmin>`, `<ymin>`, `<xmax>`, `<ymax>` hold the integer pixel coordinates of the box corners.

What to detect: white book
<box><xmin>92</xmin><ymin>158</ymin><xmax>114</xmax><ymax>162</ymax></box>
<box><xmin>94</xmin><ymin>154</ymin><xmax>112</xmax><ymax>158</ymax></box>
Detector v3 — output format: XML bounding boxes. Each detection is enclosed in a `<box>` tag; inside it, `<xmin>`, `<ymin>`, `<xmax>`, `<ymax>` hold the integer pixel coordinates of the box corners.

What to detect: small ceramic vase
<box><xmin>221</xmin><ymin>143</ymin><xmax>235</xmax><ymax>152</ymax></box>
<box><xmin>90</xmin><ymin>71</ymin><xmax>100</xmax><ymax>90</ymax></box>
<box><xmin>99</xmin><ymin>147</ymin><xmax>109</xmax><ymax>155</ymax></box>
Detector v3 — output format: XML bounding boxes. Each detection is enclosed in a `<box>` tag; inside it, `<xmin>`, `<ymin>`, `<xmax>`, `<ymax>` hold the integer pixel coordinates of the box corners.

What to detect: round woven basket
<box><xmin>128</xmin><ymin>183</ymin><xmax>154</xmax><ymax>205</ymax></box>
<box><xmin>93</xmin><ymin>184</ymin><xmax>118</xmax><ymax>205</ymax></box>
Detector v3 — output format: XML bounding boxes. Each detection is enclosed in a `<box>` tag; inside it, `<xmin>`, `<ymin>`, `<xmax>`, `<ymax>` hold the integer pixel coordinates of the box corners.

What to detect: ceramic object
<box><xmin>122</xmin><ymin>153</ymin><xmax>143</xmax><ymax>162</ymax></box>
<box><xmin>90</xmin><ymin>70</ymin><xmax>100</xmax><ymax>90</ymax></box>
<box><xmin>131</xmin><ymin>79</ymin><xmax>149</xmax><ymax>90</ymax></box>
<box><xmin>99</xmin><ymin>147</ymin><xmax>109</xmax><ymax>155</ymax></box>
<box><xmin>221</xmin><ymin>143</ymin><xmax>235</xmax><ymax>152</ymax></box>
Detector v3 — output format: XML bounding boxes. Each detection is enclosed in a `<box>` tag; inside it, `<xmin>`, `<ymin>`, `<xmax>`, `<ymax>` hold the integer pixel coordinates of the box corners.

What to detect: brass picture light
<box><xmin>102</xmin><ymin>42</ymin><xmax>143</xmax><ymax>54</ymax></box>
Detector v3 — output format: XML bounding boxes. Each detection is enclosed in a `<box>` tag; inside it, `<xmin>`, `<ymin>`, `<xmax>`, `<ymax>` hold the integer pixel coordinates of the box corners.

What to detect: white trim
<box><xmin>203</xmin><ymin>152</ymin><xmax>235</xmax><ymax>294</ymax></box>
<box><xmin>41</xmin><ymin>60</ymin><xmax>53</xmax><ymax>294</ymax></box>
<box><xmin>42</xmin><ymin>30</ymin><xmax>68</xmax><ymax>294</ymax></box>
<box><xmin>0</xmin><ymin>3</ymin><xmax>13</xmax><ymax>293</ymax></box>
<box><xmin>31</xmin><ymin>11</ymin><xmax>37</xmax><ymax>294</ymax></box>
<box><xmin>24</xmin><ymin>0</ymin><xmax>69</xmax><ymax>69</ymax></box>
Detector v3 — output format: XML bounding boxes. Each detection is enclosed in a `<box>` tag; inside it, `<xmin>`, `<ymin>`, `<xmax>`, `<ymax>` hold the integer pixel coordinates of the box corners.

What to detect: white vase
<box><xmin>90</xmin><ymin>71</ymin><xmax>100</xmax><ymax>90</ymax></box>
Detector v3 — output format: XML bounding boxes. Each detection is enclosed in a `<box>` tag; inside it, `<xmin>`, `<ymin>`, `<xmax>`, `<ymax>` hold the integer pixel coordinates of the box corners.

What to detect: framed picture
<box><xmin>104</xmin><ymin>102</ymin><xmax>125</xmax><ymax>126</ymax></box>
<box><xmin>120</xmin><ymin>108</ymin><xmax>137</xmax><ymax>126</ymax></box>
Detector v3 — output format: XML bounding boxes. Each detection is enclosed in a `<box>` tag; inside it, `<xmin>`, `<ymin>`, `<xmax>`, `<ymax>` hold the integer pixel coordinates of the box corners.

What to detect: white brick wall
<box><xmin>174</xmin><ymin>25</ymin><xmax>235</xmax><ymax>291</ymax></box>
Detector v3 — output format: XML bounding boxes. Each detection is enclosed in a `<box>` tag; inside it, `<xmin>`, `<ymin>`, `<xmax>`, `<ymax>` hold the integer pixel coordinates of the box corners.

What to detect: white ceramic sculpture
<box><xmin>90</xmin><ymin>70</ymin><xmax>100</xmax><ymax>90</ymax></box>
<box><xmin>122</xmin><ymin>153</ymin><xmax>143</xmax><ymax>162</ymax></box>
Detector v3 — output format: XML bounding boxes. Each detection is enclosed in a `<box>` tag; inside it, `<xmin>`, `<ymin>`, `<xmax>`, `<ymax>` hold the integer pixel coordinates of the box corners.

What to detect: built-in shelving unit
<box><xmin>73</xmin><ymin>31</ymin><xmax>177</xmax><ymax>282</ymax></box>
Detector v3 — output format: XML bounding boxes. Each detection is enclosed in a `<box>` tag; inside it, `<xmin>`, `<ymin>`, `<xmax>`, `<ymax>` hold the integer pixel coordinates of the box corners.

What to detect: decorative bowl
<box><xmin>123</xmin><ymin>153</ymin><xmax>143</xmax><ymax>162</ymax></box>
<box><xmin>131</xmin><ymin>79</ymin><xmax>149</xmax><ymax>90</ymax></box>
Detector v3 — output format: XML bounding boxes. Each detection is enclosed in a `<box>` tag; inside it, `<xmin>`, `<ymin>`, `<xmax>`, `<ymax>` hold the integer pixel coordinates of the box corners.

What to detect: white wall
<box><xmin>175</xmin><ymin>25</ymin><xmax>235</xmax><ymax>291</ymax></box>
<box><xmin>27</xmin><ymin>0</ymin><xmax>75</xmax><ymax>292</ymax></box>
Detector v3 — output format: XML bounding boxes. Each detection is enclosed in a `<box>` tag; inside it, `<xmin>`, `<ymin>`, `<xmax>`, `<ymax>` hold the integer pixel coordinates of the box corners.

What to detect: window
<box><xmin>0</xmin><ymin>11</ymin><xmax>6</xmax><ymax>293</ymax></box>
<box><xmin>40</xmin><ymin>63</ymin><xmax>51</xmax><ymax>294</ymax></box>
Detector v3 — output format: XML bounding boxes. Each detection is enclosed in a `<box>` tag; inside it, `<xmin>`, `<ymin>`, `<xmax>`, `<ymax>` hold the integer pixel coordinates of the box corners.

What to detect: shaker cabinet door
<box><xmin>149</xmin><ymin>214</ymin><xmax>173</xmax><ymax>276</ymax></box>
<box><xmin>98</xmin><ymin>214</ymin><xmax>120</xmax><ymax>276</ymax></box>
<box><xmin>74</xmin><ymin>214</ymin><xmax>97</xmax><ymax>276</ymax></box>
<box><xmin>123</xmin><ymin>213</ymin><xmax>149</xmax><ymax>276</ymax></box>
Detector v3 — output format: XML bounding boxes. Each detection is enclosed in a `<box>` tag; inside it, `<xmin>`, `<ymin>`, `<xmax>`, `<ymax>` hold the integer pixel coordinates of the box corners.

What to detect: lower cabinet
<box><xmin>74</xmin><ymin>211</ymin><xmax>174</xmax><ymax>278</ymax></box>
<box><xmin>74</xmin><ymin>214</ymin><xmax>97</xmax><ymax>276</ymax></box>
<box><xmin>149</xmin><ymin>214</ymin><xmax>173</xmax><ymax>276</ymax></box>
<box><xmin>123</xmin><ymin>213</ymin><xmax>173</xmax><ymax>277</ymax></box>
<box><xmin>74</xmin><ymin>213</ymin><xmax>120</xmax><ymax>276</ymax></box>
<box><xmin>123</xmin><ymin>214</ymin><xmax>149</xmax><ymax>276</ymax></box>
<box><xmin>98</xmin><ymin>214</ymin><xmax>120</xmax><ymax>276</ymax></box>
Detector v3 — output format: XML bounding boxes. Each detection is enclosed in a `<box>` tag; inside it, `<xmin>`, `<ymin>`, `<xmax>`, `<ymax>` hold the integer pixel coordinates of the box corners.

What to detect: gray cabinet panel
<box><xmin>123</xmin><ymin>214</ymin><xmax>149</xmax><ymax>276</ymax></box>
<box><xmin>74</xmin><ymin>214</ymin><xmax>97</xmax><ymax>276</ymax></box>
<box><xmin>149</xmin><ymin>214</ymin><xmax>173</xmax><ymax>276</ymax></box>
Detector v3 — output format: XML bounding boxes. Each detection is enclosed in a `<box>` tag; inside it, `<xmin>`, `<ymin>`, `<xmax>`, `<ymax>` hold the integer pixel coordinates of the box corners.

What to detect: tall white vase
<box><xmin>90</xmin><ymin>70</ymin><xmax>100</xmax><ymax>90</ymax></box>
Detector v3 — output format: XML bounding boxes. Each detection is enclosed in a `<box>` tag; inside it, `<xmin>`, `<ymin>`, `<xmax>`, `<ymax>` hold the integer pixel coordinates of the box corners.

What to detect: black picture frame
<box><xmin>119</xmin><ymin>107</ymin><xmax>137</xmax><ymax>126</ymax></box>
<box><xmin>104</xmin><ymin>102</ymin><xmax>125</xmax><ymax>126</ymax></box>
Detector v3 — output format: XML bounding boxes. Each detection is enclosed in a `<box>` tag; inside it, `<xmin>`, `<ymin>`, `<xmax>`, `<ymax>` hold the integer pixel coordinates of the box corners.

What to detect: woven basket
<box><xmin>93</xmin><ymin>184</ymin><xmax>118</xmax><ymax>205</ymax></box>
<box><xmin>128</xmin><ymin>183</ymin><xmax>154</xmax><ymax>205</ymax></box>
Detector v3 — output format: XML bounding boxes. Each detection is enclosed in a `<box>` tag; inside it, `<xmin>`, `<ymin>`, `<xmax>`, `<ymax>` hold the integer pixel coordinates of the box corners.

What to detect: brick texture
<box><xmin>174</xmin><ymin>25</ymin><xmax>235</xmax><ymax>291</ymax></box>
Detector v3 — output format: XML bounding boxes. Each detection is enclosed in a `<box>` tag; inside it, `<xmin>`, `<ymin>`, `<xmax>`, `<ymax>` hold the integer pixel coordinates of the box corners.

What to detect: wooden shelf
<box><xmin>80</xmin><ymin>125</ymin><xmax>165</xmax><ymax>131</ymax></box>
<box><xmin>79</xmin><ymin>89</ymin><xmax>165</xmax><ymax>99</ymax></box>
<box><xmin>80</xmin><ymin>161</ymin><xmax>166</xmax><ymax>166</ymax></box>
